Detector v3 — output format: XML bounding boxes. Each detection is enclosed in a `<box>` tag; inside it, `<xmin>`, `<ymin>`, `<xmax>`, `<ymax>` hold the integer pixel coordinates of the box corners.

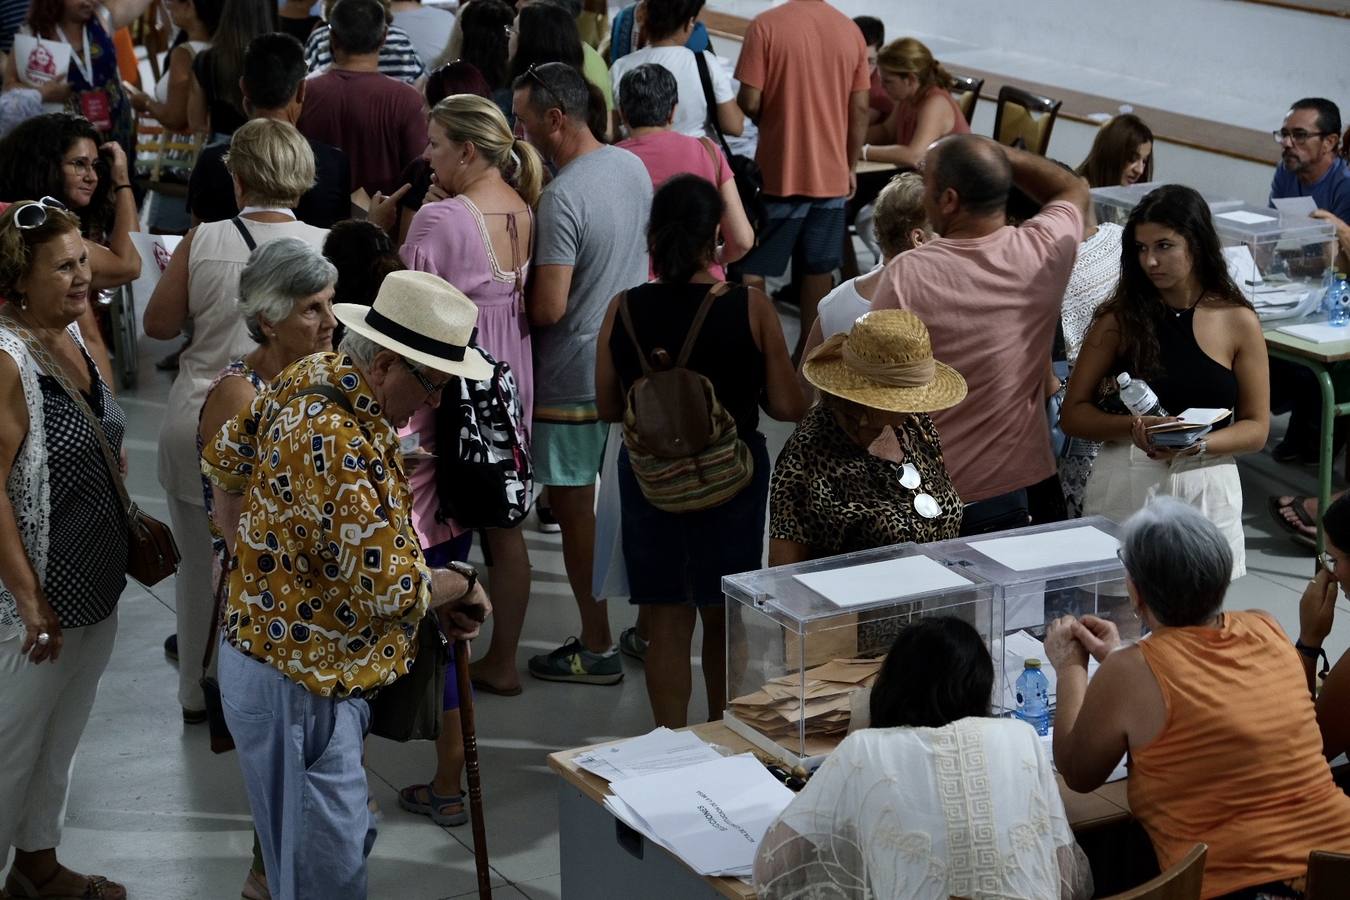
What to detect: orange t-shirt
<box><xmin>733</xmin><ymin>0</ymin><xmax>869</xmax><ymax>199</ymax></box>
<box><xmin>1130</xmin><ymin>611</ymin><xmax>1350</xmax><ymax>898</ymax></box>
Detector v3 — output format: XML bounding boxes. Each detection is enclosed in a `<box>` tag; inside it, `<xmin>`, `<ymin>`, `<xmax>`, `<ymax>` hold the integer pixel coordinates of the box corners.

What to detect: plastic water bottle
<box><xmin>1116</xmin><ymin>372</ymin><xmax>1168</xmax><ymax>417</ymax></box>
<box><xmin>1323</xmin><ymin>272</ymin><xmax>1350</xmax><ymax>327</ymax></box>
<box><xmin>1015</xmin><ymin>659</ymin><xmax>1051</xmax><ymax>736</ymax></box>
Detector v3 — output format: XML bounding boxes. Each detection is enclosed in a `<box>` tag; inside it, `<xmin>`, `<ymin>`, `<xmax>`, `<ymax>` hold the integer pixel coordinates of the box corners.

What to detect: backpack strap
<box><xmin>264</xmin><ymin>383</ymin><xmax>354</xmax><ymax>431</ymax></box>
<box><xmin>674</xmin><ymin>282</ymin><xmax>729</xmax><ymax>368</ymax></box>
<box><xmin>617</xmin><ymin>291</ymin><xmax>654</xmax><ymax>376</ymax></box>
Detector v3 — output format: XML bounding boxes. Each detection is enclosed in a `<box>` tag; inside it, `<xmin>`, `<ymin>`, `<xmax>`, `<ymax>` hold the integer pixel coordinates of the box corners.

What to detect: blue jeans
<box><xmin>219</xmin><ymin>642</ymin><xmax>376</xmax><ymax>900</ymax></box>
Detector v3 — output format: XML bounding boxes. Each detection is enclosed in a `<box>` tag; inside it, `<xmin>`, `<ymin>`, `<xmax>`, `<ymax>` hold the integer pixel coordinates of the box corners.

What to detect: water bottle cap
<box><xmin>1024</xmin><ymin>658</ymin><xmax>1042</xmax><ymax>668</ymax></box>
<box><xmin>1116</xmin><ymin>373</ymin><xmax>1131</xmax><ymax>389</ymax></box>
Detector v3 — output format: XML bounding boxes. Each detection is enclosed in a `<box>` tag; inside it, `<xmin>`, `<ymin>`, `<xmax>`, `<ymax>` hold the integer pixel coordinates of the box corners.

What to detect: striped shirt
<box><xmin>304</xmin><ymin>24</ymin><xmax>426</xmax><ymax>84</ymax></box>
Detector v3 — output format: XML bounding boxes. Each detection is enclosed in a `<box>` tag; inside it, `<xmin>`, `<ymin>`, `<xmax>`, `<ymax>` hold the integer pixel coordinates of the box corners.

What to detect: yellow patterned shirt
<box><xmin>201</xmin><ymin>352</ymin><xmax>431</xmax><ymax>697</ymax></box>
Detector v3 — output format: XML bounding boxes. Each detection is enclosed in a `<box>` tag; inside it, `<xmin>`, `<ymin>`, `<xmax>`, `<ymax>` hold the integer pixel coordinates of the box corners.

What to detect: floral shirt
<box><xmin>201</xmin><ymin>352</ymin><xmax>431</xmax><ymax>697</ymax></box>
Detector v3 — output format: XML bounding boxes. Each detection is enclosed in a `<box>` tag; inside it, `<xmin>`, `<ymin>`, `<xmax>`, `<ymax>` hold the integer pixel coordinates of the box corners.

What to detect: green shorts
<box><xmin>532</xmin><ymin>402</ymin><xmax>609</xmax><ymax>487</ymax></box>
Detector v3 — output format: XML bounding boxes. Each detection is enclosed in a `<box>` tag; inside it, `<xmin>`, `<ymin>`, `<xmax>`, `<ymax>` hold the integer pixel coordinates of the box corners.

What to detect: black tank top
<box><xmin>608</xmin><ymin>282</ymin><xmax>764</xmax><ymax>440</ymax></box>
<box><xmin>1148</xmin><ymin>307</ymin><xmax>1239</xmax><ymax>431</ymax></box>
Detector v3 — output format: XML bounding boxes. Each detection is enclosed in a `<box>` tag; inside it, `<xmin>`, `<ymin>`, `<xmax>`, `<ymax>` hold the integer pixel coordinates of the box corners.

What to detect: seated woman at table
<box><xmin>754</xmin><ymin>617</ymin><xmax>1093</xmax><ymax>900</ymax></box>
<box><xmin>860</xmin><ymin>38</ymin><xmax>970</xmax><ymax>170</ymax></box>
<box><xmin>769</xmin><ymin>309</ymin><xmax>965</xmax><ymax>565</ymax></box>
<box><xmin>1048</xmin><ymin>497</ymin><xmax>1350</xmax><ymax>900</ymax></box>
<box><xmin>1076</xmin><ymin>113</ymin><xmax>1154</xmax><ymax>188</ymax></box>
<box><xmin>1059</xmin><ymin>184</ymin><xmax>1268</xmax><ymax>577</ymax></box>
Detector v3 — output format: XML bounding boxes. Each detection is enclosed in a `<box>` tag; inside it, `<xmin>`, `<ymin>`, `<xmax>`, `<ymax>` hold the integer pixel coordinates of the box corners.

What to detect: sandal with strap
<box><xmin>1268</xmin><ymin>495</ymin><xmax>1319</xmax><ymax>550</ymax></box>
<box><xmin>398</xmin><ymin>783</ymin><xmax>467</xmax><ymax>826</ymax></box>
<box><xmin>5</xmin><ymin>866</ymin><xmax>127</xmax><ymax>900</ymax></box>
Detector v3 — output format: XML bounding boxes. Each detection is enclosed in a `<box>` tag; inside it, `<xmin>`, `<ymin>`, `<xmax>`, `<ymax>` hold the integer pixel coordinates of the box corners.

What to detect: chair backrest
<box><xmin>1103</xmin><ymin>843</ymin><xmax>1207</xmax><ymax>900</ymax></box>
<box><xmin>1307</xmin><ymin>849</ymin><xmax>1350</xmax><ymax>899</ymax></box>
<box><xmin>949</xmin><ymin>73</ymin><xmax>984</xmax><ymax>126</ymax></box>
<box><xmin>992</xmin><ymin>84</ymin><xmax>1063</xmax><ymax>156</ymax></box>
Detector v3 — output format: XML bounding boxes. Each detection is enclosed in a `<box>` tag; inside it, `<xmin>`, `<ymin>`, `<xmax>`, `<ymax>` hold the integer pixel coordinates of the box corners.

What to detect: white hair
<box><xmin>237</xmin><ymin>238</ymin><xmax>336</xmax><ymax>343</ymax></box>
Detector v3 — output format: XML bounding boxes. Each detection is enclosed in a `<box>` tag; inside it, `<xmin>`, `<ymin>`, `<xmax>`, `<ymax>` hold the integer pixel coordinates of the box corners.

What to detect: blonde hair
<box><xmin>429</xmin><ymin>94</ymin><xmax>545</xmax><ymax>208</ymax></box>
<box><xmin>877</xmin><ymin>37</ymin><xmax>953</xmax><ymax>92</ymax></box>
<box><xmin>224</xmin><ymin>119</ymin><xmax>317</xmax><ymax>208</ymax></box>
<box><xmin>872</xmin><ymin>172</ymin><xmax>931</xmax><ymax>259</ymax></box>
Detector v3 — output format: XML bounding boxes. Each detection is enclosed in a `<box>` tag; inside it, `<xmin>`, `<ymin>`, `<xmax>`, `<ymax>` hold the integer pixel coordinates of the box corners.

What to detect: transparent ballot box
<box><xmin>1212</xmin><ymin>203</ymin><xmax>1337</xmax><ymax>322</ymax></box>
<box><xmin>723</xmin><ymin>544</ymin><xmax>997</xmax><ymax>767</ymax></box>
<box><xmin>1091</xmin><ymin>182</ymin><xmax>1241</xmax><ymax>227</ymax></box>
<box><xmin>722</xmin><ymin>519</ymin><xmax>1127</xmax><ymax>767</ymax></box>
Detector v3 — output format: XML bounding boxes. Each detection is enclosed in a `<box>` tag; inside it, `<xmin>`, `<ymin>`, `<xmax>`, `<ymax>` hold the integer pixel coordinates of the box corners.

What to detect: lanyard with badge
<box><xmin>57</xmin><ymin>23</ymin><xmax>111</xmax><ymax>131</ymax></box>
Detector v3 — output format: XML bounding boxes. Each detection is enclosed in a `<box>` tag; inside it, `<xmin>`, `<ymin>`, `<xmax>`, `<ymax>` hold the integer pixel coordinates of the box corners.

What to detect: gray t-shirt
<box><xmin>533</xmin><ymin>145</ymin><xmax>652</xmax><ymax>406</ymax></box>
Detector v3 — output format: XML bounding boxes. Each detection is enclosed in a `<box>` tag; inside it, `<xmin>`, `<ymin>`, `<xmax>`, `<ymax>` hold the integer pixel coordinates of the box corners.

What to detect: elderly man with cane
<box><xmin>202</xmin><ymin>270</ymin><xmax>494</xmax><ymax>900</ymax></box>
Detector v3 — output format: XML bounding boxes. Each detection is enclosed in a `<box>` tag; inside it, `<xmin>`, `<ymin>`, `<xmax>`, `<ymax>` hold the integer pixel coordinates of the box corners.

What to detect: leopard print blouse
<box><xmin>769</xmin><ymin>404</ymin><xmax>963</xmax><ymax>556</ymax></box>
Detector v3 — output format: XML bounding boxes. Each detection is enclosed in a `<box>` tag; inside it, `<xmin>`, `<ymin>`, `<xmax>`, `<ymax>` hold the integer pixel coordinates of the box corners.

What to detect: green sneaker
<box><xmin>528</xmin><ymin>637</ymin><xmax>623</xmax><ymax>685</ymax></box>
<box><xmin>619</xmin><ymin>627</ymin><xmax>647</xmax><ymax>663</ymax></box>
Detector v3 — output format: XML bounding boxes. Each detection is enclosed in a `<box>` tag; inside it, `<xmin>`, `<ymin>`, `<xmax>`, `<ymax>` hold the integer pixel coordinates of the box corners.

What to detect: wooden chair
<box><xmin>949</xmin><ymin>73</ymin><xmax>984</xmax><ymax>126</ymax></box>
<box><xmin>1101</xmin><ymin>843</ymin><xmax>1207</xmax><ymax>900</ymax></box>
<box><xmin>1307</xmin><ymin>849</ymin><xmax>1350</xmax><ymax>899</ymax></box>
<box><xmin>992</xmin><ymin>84</ymin><xmax>1062</xmax><ymax>156</ymax></box>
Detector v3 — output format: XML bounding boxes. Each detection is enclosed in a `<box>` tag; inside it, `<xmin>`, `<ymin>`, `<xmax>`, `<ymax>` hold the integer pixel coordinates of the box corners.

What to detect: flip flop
<box><xmin>1268</xmin><ymin>495</ymin><xmax>1319</xmax><ymax>550</ymax></box>
<box><xmin>5</xmin><ymin>866</ymin><xmax>127</xmax><ymax>900</ymax></box>
<box><xmin>398</xmin><ymin>783</ymin><xmax>468</xmax><ymax>826</ymax></box>
<box><xmin>469</xmin><ymin>675</ymin><xmax>522</xmax><ymax>697</ymax></box>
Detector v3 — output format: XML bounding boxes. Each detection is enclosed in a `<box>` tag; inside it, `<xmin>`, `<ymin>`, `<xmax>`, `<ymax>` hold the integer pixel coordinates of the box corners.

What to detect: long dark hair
<box><xmin>0</xmin><ymin>114</ymin><xmax>112</xmax><ymax>238</ymax></box>
<box><xmin>870</xmin><ymin>618</ymin><xmax>993</xmax><ymax>728</ymax></box>
<box><xmin>508</xmin><ymin>2</ymin><xmax>583</xmax><ymax>83</ymax></box>
<box><xmin>648</xmin><ymin>175</ymin><xmax>722</xmax><ymax>284</ymax></box>
<box><xmin>204</xmin><ymin>0</ymin><xmax>277</xmax><ymax>119</ymax></box>
<box><xmin>1076</xmin><ymin>113</ymin><xmax>1154</xmax><ymax>188</ymax></box>
<box><xmin>1093</xmin><ymin>184</ymin><xmax>1251</xmax><ymax>379</ymax></box>
<box><xmin>458</xmin><ymin>0</ymin><xmax>514</xmax><ymax>90</ymax></box>
<box><xmin>26</xmin><ymin>0</ymin><xmax>76</xmax><ymax>40</ymax></box>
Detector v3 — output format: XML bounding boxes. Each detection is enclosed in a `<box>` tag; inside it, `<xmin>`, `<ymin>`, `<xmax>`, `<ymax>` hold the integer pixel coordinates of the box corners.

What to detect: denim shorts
<box><xmin>737</xmin><ymin>195</ymin><xmax>848</xmax><ymax>277</ymax></box>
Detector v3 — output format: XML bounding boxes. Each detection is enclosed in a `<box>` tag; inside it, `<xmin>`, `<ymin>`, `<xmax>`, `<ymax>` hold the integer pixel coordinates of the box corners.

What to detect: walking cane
<box><xmin>455</xmin><ymin>639</ymin><xmax>492</xmax><ymax>899</ymax></box>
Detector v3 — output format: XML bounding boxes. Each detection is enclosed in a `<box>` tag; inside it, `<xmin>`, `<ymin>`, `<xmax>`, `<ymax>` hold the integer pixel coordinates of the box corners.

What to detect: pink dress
<box><xmin>399</xmin><ymin>195</ymin><xmax>533</xmax><ymax>546</ymax></box>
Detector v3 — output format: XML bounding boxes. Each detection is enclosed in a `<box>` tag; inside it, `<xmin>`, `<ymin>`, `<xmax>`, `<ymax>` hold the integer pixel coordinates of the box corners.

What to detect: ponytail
<box><xmin>510</xmin><ymin>138</ymin><xmax>545</xmax><ymax>208</ymax></box>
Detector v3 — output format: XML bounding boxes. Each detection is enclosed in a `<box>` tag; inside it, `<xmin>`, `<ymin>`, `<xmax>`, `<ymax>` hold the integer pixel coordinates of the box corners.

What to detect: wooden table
<box><xmin>1264</xmin><ymin>325</ymin><xmax>1350</xmax><ymax>554</ymax></box>
<box><xmin>548</xmin><ymin>721</ymin><xmax>1132</xmax><ymax>899</ymax></box>
<box><xmin>855</xmin><ymin>159</ymin><xmax>901</xmax><ymax>176</ymax></box>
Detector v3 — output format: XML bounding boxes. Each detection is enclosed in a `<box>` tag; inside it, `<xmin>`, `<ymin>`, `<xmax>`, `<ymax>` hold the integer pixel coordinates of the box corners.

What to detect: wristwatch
<box><xmin>445</xmin><ymin>560</ymin><xmax>478</xmax><ymax>601</ymax></box>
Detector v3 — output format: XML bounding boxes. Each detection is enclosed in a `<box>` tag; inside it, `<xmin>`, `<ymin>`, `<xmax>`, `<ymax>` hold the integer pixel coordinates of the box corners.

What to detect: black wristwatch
<box><xmin>445</xmin><ymin>560</ymin><xmax>478</xmax><ymax>601</ymax></box>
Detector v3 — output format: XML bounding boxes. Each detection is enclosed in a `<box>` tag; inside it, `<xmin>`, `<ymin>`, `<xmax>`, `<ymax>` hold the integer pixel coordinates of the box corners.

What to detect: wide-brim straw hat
<box><xmin>333</xmin><ymin>270</ymin><xmax>494</xmax><ymax>380</ymax></box>
<box><xmin>803</xmin><ymin>309</ymin><xmax>967</xmax><ymax>413</ymax></box>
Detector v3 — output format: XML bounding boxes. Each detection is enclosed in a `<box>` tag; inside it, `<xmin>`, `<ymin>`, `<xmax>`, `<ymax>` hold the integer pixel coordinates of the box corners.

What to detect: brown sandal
<box><xmin>5</xmin><ymin>866</ymin><xmax>127</xmax><ymax>900</ymax></box>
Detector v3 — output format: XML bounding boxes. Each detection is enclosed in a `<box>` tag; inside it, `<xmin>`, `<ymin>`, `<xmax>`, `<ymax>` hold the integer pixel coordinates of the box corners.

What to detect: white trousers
<box><xmin>166</xmin><ymin>493</ymin><xmax>216</xmax><ymax>711</ymax></box>
<box><xmin>0</xmin><ymin>612</ymin><xmax>117</xmax><ymax>856</ymax></box>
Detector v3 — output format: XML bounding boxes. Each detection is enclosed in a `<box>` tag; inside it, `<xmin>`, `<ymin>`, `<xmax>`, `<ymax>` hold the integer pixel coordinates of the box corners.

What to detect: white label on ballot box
<box><xmin>968</xmin><ymin>525</ymin><xmax>1119</xmax><ymax>572</ymax></box>
<box><xmin>793</xmin><ymin>555</ymin><xmax>972</xmax><ymax>608</ymax></box>
<box><xmin>1216</xmin><ymin>209</ymin><xmax>1277</xmax><ymax>226</ymax></box>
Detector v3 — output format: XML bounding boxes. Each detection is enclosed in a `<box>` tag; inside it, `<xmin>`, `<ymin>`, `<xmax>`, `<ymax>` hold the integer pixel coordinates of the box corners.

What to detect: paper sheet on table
<box><xmin>13</xmin><ymin>35</ymin><xmax>70</xmax><ymax>87</ymax></box>
<box><xmin>968</xmin><ymin>526</ymin><xmax>1119</xmax><ymax>572</ymax></box>
<box><xmin>1273</xmin><ymin>196</ymin><xmax>1318</xmax><ymax>217</ymax></box>
<box><xmin>572</xmin><ymin>727</ymin><xmax>723</xmax><ymax>782</ymax></box>
<box><xmin>793</xmin><ymin>555</ymin><xmax>971</xmax><ymax>608</ymax></box>
<box><xmin>603</xmin><ymin>796</ymin><xmax>754</xmax><ymax>878</ymax></box>
<box><xmin>1277</xmin><ymin>322</ymin><xmax>1350</xmax><ymax>343</ymax></box>
<box><xmin>608</xmin><ymin>754</ymin><xmax>793</xmax><ymax>877</ymax></box>
<box><xmin>1217</xmin><ymin>209</ymin><xmax>1277</xmax><ymax>226</ymax></box>
<box><xmin>1223</xmin><ymin>245</ymin><xmax>1260</xmax><ymax>287</ymax></box>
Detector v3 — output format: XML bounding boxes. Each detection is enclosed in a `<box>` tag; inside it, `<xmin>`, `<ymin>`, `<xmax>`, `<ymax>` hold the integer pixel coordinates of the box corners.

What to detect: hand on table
<box><xmin>1044</xmin><ymin>615</ymin><xmax>1089</xmax><ymax>671</ymax></box>
<box><xmin>367</xmin><ymin>183</ymin><xmax>411</xmax><ymax>232</ymax></box>
<box><xmin>437</xmin><ymin>581</ymin><xmax>491</xmax><ymax>641</ymax></box>
<box><xmin>1300</xmin><ymin>567</ymin><xmax>1338</xmax><ymax>648</ymax></box>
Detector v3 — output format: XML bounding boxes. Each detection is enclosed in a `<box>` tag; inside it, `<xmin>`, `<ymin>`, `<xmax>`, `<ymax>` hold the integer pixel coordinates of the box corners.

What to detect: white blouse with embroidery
<box><xmin>753</xmin><ymin>717</ymin><xmax>1093</xmax><ymax>900</ymax></box>
<box><xmin>1060</xmin><ymin>222</ymin><xmax>1124</xmax><ymax>366</ymax></box>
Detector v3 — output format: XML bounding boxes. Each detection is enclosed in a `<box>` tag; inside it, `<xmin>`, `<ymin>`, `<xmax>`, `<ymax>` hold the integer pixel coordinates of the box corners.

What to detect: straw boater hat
<box><xmin>333</xmin><ymin>270</ymin><xmax>494</xmax><ymax>381</ymax></box>
<box><xmin>803</xmin><ymin>310</ymin><xmax>967</xmax><ymax>413</ymax></box>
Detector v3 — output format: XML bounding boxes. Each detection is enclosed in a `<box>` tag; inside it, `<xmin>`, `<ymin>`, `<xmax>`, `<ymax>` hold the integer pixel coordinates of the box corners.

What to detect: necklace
<box><xmin>1166</xmin><ymin>286</ymin><xmax>1204</xmax><ymax>318</ymax></box>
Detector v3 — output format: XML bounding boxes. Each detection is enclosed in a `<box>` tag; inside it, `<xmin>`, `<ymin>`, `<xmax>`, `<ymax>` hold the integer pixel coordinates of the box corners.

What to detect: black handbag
<box><xmin>201</xmin><ymin>560</ymin><xmax>235</xmax><ymax>754</ymax></box>
<box><xmin>694</xmin><ymin>50</ymin><xmax>766</xmax><ymax>239</ymax></box>
<box><xmin>368</xmin><ymin>614</ymin><xmax>447</xmax><ymax>742</ymax></box>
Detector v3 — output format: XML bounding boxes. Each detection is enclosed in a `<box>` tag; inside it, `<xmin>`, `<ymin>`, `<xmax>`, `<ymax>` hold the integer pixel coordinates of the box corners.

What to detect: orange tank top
<box><xmin>1130</xmin><ymin>611</ymin><xmax>1350</xmax><ymax>897</ymax></box>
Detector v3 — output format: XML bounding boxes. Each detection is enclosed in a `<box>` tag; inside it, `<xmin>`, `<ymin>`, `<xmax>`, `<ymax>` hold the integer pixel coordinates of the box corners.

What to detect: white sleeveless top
<box><xmin>156</xmin><ymin>217</ymin><xmax>328</xmax><ymax>502</ymax></box>
<box><xmin>154</xmin><ymin>40</ymin><xmax>211</xmax><ymax>105</ymax></box>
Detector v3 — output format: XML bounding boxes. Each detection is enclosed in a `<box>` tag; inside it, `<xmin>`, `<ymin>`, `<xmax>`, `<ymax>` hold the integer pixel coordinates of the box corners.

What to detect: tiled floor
<box><xmin>6</xmin><ymin>322</ymin><xmax>1349</xmax><ymax>900</ymax></box>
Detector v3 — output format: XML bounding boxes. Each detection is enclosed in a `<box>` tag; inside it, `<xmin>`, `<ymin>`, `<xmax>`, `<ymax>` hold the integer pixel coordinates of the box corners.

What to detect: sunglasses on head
<box><xmin>10</xmin><ymin>196</ymin><xmax>68</xmax><ymax>231</ymax></box>
<box><xmin>524</xmin><ymin>64</ymin><xmax>563</xmax><ymax>113</ymax></box>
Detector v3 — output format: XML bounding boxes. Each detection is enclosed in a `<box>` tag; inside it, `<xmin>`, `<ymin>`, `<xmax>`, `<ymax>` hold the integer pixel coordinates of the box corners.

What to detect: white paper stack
<box><xmin>572</xmin><ymin>727</ymin><xmax>724</xmax><ymax>782</ymax></box>
<box><xmin>603</xmin><ymin>754</ymin><xmax>794</xmax><ymax>878</ymax></box>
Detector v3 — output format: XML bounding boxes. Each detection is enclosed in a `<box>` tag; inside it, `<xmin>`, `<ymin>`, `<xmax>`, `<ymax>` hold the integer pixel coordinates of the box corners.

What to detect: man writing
<box><xmin>202</xmin><ymin>270</ymin><xmax>492</xmax><ymax>899</ymax></box>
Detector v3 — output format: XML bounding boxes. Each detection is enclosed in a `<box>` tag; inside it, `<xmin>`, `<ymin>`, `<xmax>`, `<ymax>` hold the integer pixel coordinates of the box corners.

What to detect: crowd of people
<box><xmin>0</xmin><ymin>0</ymin><xmax>1346</xmax><ymax>897</ymax></box>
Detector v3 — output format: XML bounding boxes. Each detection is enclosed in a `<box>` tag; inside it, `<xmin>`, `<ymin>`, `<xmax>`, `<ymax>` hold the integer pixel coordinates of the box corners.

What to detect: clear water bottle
<box><xmin>1116</xmin><ymin>372</ymin><xmax>1168</xmax><ymax>417</ymax></box>
<box><xmin>1323</xmin><ymin>272</ymin><xmax>1350</xmax><ymax>327</ymax></box>
<box><xmin>1015</xmin><ymin>659</ymin><xmax>1051</xmax><ymax>736</ymax></box>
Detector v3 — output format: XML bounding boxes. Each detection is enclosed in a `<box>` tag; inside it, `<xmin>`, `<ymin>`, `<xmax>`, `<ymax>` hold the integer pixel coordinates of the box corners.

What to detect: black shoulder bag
<box><xmin>693</xmin><ymin>50</ymin><xmax>766</xmax><ymax>239</ymax></box>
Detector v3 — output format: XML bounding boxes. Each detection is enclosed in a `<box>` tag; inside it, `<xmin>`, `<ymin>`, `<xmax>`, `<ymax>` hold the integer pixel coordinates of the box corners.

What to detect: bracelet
<box><xmin>1297</xmin><ymin>639</ymin><xmax>1331</xmax><ymax>681</ymax></box>
<box><xmin>114</xmin><ymin>184</ymin><xmax>133</xmax><ymax>192</ymax></box>
<box><xmin>861</xmin><ymin>143</ymin><xmax>870</xmax><ymax>162</ymax></box>
<box><xmin>1296</xmin><ymin>639</ymin><xmax>1323</xmax><ymax>658</ymax></box>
